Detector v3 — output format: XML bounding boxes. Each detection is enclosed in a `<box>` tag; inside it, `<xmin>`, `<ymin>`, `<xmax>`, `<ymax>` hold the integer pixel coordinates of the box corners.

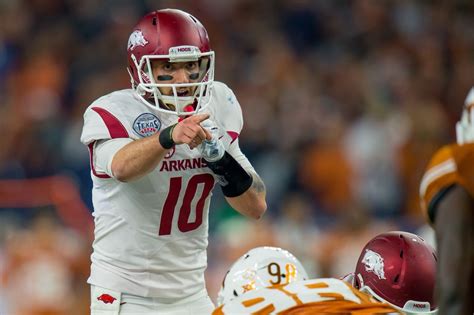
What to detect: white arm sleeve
<box><xmin>94</xmin><ymin>138</ymin><xmax>134</xmax><ymax>177</ymax></box>
<box><xmin>227</xmin><ymin>138</ymin><xmax>255</xmax><ymax>174</ymax></box>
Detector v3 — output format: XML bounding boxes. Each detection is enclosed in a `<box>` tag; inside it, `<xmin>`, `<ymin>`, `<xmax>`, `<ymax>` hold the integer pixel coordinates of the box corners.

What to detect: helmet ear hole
<box><xmin>393</xmin><ymin>274</ymin><xmax>400</xmax><ymax>284</ymax></box>
<box><xmin>189</xmin><ymin>15</ymin><xmax>198</xmax><ymax>23</ymax></box>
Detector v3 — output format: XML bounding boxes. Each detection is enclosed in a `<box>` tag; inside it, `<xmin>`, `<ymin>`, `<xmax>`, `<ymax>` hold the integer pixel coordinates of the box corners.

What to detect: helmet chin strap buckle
<box><xmin>355</xmin><ymin>273</ymin><xmax>365</xmax><ymax>289</ymax></box>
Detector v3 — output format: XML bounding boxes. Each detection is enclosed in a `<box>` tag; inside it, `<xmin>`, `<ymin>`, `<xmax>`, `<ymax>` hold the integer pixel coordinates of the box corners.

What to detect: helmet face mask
<box><xmin>131</xmin><ymin>50</ymin><xmax>214</xmax><ymax>115</ymax></box>
<box><xmin>353</xmin><ymin>231</ymin><xmax>437</xmax><ymax>314</ymax></box>
<box><xmin>217</xmin><ymin>246</ymin><xmax>309</xmax><ymax>306</ymax></box>
<box><xmin>127</xmin><ymin>9</ymin><xmax>215</xmax><ymax>116</ymax></box>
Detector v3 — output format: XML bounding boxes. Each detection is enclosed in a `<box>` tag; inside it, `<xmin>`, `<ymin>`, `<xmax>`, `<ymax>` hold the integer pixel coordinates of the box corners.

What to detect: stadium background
<box><xmin>0</xmin><ymin>0</ymin><xmax>472</xmax><ymax>313</ymax></box>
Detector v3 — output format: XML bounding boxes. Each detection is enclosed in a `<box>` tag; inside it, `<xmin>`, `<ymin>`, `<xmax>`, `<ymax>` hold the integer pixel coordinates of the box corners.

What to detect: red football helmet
<box><xmin>127</xmin><ymin>9</ymin><xmax>214</xmax><ymax>115</ymax></box>
<box><xmin>353</xmin><ymin>231</ymin><xmax>437</xmax><ymax>313</ymax></box>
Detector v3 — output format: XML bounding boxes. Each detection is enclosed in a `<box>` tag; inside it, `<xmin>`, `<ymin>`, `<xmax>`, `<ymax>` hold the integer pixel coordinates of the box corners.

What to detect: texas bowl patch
<box><xmin>133</xmin><ymin>113</ymin><xmax>161</xmax><ymax>137</ymax></box>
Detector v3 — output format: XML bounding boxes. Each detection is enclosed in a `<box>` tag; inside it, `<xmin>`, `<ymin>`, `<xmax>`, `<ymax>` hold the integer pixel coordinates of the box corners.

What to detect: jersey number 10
<box><xmin>159</xmin><ymin>173</ymin><xmax>215</xmax><ymax>235</ymax></box>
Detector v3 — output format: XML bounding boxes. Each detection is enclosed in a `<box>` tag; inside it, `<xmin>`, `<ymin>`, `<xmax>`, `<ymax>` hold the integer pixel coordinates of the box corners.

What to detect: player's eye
<box><xmin>162</xmin><ymin>63</ymin><xmax>174</xmax><ymax>71</ymax></box>
<box><xmin>185</xmin><ymin>62</ymin><xmax>198</xmax><ymax>71</ymax></box>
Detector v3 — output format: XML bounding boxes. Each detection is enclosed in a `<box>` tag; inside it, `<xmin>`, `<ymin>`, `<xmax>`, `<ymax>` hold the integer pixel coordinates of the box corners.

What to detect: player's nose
<box><xmin>173</xmin><ymin>68</ymin><xmax>190</xmax><ymax>83</ymax></box>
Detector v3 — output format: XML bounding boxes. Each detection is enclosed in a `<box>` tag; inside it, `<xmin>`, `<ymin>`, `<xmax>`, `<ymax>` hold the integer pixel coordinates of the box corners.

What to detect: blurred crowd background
<box><xmin>0</xmin><ymin>0</ymin><xmax>473</xmax><ymax>314</ymax></box>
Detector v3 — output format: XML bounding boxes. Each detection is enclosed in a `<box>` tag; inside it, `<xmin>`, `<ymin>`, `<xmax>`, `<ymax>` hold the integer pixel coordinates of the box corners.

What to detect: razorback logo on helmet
<box><xmin>362</xmin><ymin>249</ymin><xmax>386</xmax><ymax>280</ymax></box>
<box><xmin>97</xmin><ymin>293</ymin><xmax>117</xmax><ymax>304</ymax></box>
<box><xmin>127</xmin><ymin>30</ymin><xmax>148</xmax><ymax>51</ymax></box>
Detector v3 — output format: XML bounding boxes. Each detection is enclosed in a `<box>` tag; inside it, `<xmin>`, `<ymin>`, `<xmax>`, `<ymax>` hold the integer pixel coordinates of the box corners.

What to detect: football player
<box><xmin>346</xmin><ymin>231</ymin><xmax>438</xmax><ymax>314</ymax></box>
<box><xmin>419</xmin><ymin>87</ymin><xmax>474</xmax><ymax>315</ymax></box>
<box><xmin>80</xmin><ymin>9</ymin><xmax>267</xmax><ymax>315</ymax></box>
<box><xmin>214</xmin><ymin>246</ymin><xmax>400</xmax><ymax>314</ymax></box>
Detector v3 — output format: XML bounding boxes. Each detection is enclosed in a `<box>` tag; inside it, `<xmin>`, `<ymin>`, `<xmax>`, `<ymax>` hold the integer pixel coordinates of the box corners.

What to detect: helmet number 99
<box><xmin>267</xmin><ymin>262</ymin><xmax>297</xmax><ymax>285</ymax></box>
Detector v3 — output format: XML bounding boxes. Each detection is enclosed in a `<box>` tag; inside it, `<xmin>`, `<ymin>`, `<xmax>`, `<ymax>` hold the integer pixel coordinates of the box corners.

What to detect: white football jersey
<box><xmin>213</xmin><ymin>278</ymin><xmax>400</xmax><ymax>314</ymax></box>
<box><xmin>80</xmin><ymin>82</ymin><xmax>254</xmax><ymax>299</ymax></box>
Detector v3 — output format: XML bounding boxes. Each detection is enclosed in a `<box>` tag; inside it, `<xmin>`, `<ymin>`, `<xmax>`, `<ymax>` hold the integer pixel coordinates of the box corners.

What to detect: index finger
<box><xmin>203</xmin><ymin>127</ymin><xmax>212</xmax><ymax>140</ymax></box>
<box><xmin>190</xmin><ymin>113</ymin><xmax>210</xmax><ymax>123</ymax></box>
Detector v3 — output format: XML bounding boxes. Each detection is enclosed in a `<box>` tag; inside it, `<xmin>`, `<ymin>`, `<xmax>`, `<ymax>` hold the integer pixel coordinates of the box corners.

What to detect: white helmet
<box><xmin>216</xmin><ymin>246</ymin><xmax>308</xmax><ymax>306</ymax></box>
<box><xmin>456</xmin><ymin>87</ymin><xmax>474</xmax><ymax>145</ymax></box>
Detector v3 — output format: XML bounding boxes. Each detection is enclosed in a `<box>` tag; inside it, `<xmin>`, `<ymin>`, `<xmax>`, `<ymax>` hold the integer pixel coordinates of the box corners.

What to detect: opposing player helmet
<box><xmin>352</xmin><ymin>231</ymin><xmax>437</xmax><ymax>314</ymax></box>
<box><xmin>217</xmin><ymin>246</ymin><xmax>309</xmax><ymax>306</ymax></box>
<box><xmin>456</xmin><ymin>87</ymin><xmax>474</xmax><ymax>145</ymax></box>
<box><xmin>127</xmin><ymin>9</ymin><xmax>214</xmax><ymax>115</ymax></box>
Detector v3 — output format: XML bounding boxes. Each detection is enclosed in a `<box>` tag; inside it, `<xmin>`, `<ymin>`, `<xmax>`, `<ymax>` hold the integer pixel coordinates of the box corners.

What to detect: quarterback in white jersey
<box><xmin>81</xmin><ymin>9</ymin><xmax>266</xmax><ymax>315</ymax></box>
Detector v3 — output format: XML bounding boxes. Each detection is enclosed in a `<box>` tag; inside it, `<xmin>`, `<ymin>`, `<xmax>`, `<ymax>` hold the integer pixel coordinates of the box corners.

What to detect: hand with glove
<box><xmin>198</xmin><ymin>120</ymin><xmax>225</xmax><ymax>162</ymax></box>
<box><xmin>198</xmin><ymin>120</ymin><xmax>253</xmax><ymax>197</ymax></box>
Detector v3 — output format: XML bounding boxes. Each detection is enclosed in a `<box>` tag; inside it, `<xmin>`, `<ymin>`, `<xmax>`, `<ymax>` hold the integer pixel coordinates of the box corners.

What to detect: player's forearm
<box><xmin>111</xmin><ymin>134</ymin><xmax>168</xmax><ymax>182</ymax></box>
<box><xmin>226</xmin><ymin>172</ymin><xmax>267</xmax><ymax>219</ymax></box>
<box><xmin>203</xmin><ymin>148</ymin><xmax>267</xmax><ymax>219</ymax></box>
<box><xmin>435</xmin><ymin>186</ymin><xmax>473</xmax><ymax>315</ymax></box>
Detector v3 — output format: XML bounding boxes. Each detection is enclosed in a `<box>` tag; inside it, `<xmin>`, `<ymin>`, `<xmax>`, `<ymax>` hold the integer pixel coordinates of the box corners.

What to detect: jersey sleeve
<box><xmin>216</xmin><ymin>82</ymin><xmax>244</xmax><ymax>134</ymax></box>
<box><xmin>452</xmin><ymin>143</ymin><xmax>474</xmax><ymax>197</ymax></box>
<box><xmin>419</xmin><ymin>145</ymin><xmax>463</xmax><ymax>223</ymax></box>
<box><xmin>80</xmin><ymin>104</ymin><xmax>131</xmax><ymax>179</ymax></box>
<box><xmin>94</xmin><ymin>138</ymin><xmax>134</xmax><ymax>177</ymax></box>
<box><xmin>227</xmin><ymin>138</ymin><xmax>255</xmax><ymax>173</ymax></box>
<box><xmin>212</xmin><ymin>82</ymin><xmax>244</xmax><ymax>146</ymax></box>
<box><xmin>80</xmin><ymin>106</ymin><xmax>130</xmax><ymax>145</ymax></box>
<box><xmin>212</xmin><ymin>82</ymin><xmax>256</xmax><ymax>173</ymax></box>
